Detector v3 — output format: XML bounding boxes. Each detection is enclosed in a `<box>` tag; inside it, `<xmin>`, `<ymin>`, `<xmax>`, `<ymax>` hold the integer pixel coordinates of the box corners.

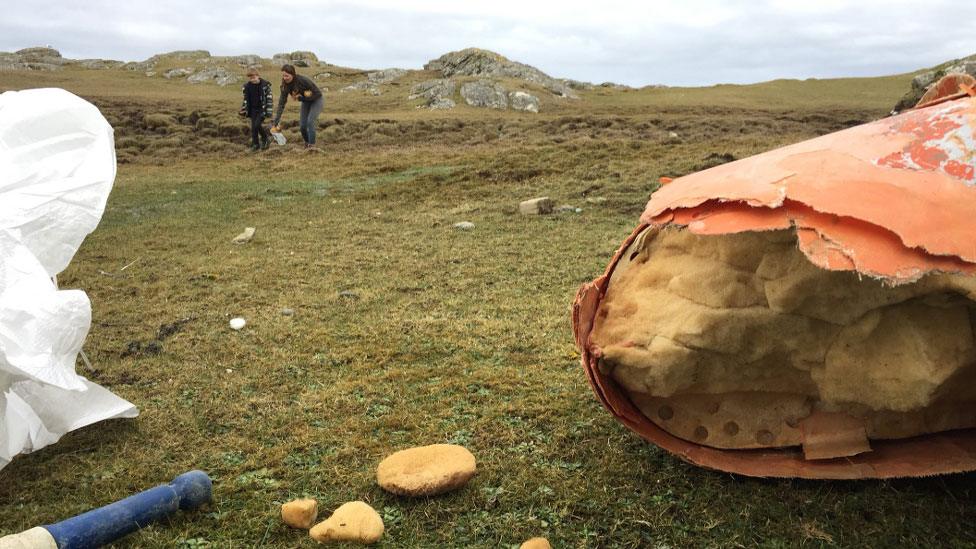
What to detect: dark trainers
<box><xmin>249</xmin><ymin>144</ymin><xmax>260</xmax><ymax>152</ymax></box>
<box><xmin>261</xmin><ymin>141</ymin><xmax>270</xmax><ymax>150</ymax></box>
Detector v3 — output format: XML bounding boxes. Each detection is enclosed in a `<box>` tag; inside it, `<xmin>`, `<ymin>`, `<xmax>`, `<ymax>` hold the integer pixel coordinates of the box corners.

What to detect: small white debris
<box><xmin>226</xmin><ymin>368</ymin><xmax>233</xmax><ymax>374</ymax></box>
<box><xmin>519</xmin><ymin>197</ymin><xmax>553</xmax><ymax>215</ymax></box>
<box><xmin>229</xmin><ymin>317</ymin><xmax>246</xmax><ymax>330</ymax></box>
<box><xmin>453</xmin><ymin>221</ymin><xmax>475</xmax><ymax>230</ymax></box>
<box><xmin>232</xmin><ymin>227</ymin><xmax>256</xmax><ymax>244</ymax></box>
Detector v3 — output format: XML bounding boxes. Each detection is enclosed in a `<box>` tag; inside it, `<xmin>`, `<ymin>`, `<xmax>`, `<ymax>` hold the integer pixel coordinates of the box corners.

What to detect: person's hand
<box><xmin>290</xmin><ymin>91</ymin><xmax>299</xmax><ymax>99</ymax></box>
<box><xmin>271</xmin><ymin>125</ymin><xmax>280</xmax><ymax>133</ymax></box>
<box><xmin>238</xmin><ymin>108</ymin><xmax>246</xmax><ymax>117</ymax></box>
<box><xmin>303</xmin><ymin>90</ymin><xmax>312</xmax><ymax>98</ymax></box>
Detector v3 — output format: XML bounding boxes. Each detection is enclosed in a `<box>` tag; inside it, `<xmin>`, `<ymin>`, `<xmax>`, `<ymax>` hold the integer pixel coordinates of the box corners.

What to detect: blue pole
<box><xmin>41</xmin><ymin>470</ymin><xmax>212</xmax><ymax>549</ymax></box>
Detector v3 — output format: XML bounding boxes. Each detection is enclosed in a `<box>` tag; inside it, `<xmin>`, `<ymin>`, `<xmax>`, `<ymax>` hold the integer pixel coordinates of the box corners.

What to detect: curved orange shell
<box><xmin>573</xmin><ymin>96</ymin><xmax>976</xmax><ymax>478</ymax></box>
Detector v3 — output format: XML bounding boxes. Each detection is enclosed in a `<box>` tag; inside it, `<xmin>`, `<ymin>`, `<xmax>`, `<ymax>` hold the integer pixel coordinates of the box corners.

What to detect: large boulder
<box><xmin>367</xmin><ymin>68</ymin><xmax>407</xmax><ymax>84</ymax></box>
<box><xmin>509</xmin><ymin>91</ymin><xmax>540</xmax><ymax>113</ymax></box>
<box><xmin>461</xmin><ymin>80</ymin><xmax>508</xmax><ymax>109</ymax></box>
<box><xmin>892</xmin><ymin>53</ymin><xmax>976</xmax><ymax>113</ymax></box>
<box><xmin>187</xmin><ymin>67</ymin><xmax>238</xmax><ymax>86</ymax></box>
<box><xmin>273</xmin><ymin>51</ymin><xmax>318</xmax><ymax>68</ymax></box>
<box><xmin>409</xmin><ymin>78</ymin><xmax>456</xmax><ymax>109</ymax></box>
<box><xmin>426</xmin><ymin>48</ymin><xmax>576</xmax><ymax>98</ymax></box>
<box><xmin>164</xmin><ymin>67</ymin><xmax>194</xmax><ymax>79</ymax></box>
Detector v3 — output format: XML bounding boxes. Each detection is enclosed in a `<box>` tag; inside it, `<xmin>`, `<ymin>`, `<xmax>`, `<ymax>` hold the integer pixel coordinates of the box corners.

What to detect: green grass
<box><xmin>3</xmin><ymin>63</ymin><xmax>976</xmax><ymax>548</ymax></box>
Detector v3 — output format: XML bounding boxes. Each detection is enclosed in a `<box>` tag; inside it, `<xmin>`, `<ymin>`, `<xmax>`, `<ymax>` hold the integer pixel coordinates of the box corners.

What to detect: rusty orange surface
<box><xmin>573</xmin><ymin>95</ymin><xmax>976</xmax><ymax>478</ymax></box>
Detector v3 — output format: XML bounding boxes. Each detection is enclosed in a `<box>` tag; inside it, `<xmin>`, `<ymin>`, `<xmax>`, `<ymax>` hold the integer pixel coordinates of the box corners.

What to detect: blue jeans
<box><xmin>300</xmin><ymin>96</ymin><xmax>324</xmax><ymax>145</ymax></box>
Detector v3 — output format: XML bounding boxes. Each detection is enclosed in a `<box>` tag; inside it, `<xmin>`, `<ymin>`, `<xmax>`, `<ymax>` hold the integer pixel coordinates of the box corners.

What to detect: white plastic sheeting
<box><xmin>0</xmin><ymin>88</ymin><xmax>138</xmax><ymax>471</ymax></box>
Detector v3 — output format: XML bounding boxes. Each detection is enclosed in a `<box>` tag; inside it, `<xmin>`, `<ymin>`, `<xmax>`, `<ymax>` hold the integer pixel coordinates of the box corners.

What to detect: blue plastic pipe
<box><xmin>40</xmin><ymin>470</ymin><xmax>212</xmax><ymax>549</ymax></box>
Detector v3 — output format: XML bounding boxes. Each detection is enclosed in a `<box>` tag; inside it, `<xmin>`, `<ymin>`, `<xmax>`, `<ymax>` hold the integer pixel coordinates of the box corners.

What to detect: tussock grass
<box><xmin>2</xmin><ymin>65</ymin><xmax>975</xmax><ymax>548</ymax></box>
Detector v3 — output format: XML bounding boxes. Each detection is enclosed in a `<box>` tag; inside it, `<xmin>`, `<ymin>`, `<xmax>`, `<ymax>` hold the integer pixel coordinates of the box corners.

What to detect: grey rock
<box><xmin>72</xmin><ymin>59</ymin><xmax>124</xmax><ymax>69</ymax></box>
<box><xmin>410</xmin><ymin>79</ymin><xmax>456</xmax><ymax>109</ymax></box>
<box><xmin>164</xmin><ymin>67</ymin><xmax>194</xmax><ymax>79</ymax></box>
<box><xmin>187</xmin><ymin>67</ymin><xmax>238</xmax><ymax>86</ymax></box>
<box><xmin>519</xmin><ymin>197</ymin><xmax>553</xmax><ymax>214</ymax></box>
<box><xmin>561</xmin><ymin>78</ymin><xmax>594</xmax><ymax>91</ymax></box>
<box><xmin>26</xmin><ymin>62</ymin><xmax>63</xmax><ymax>71</ymax></box>
<box><xmin>367</xmin><ymin>68</ymin><xmax>407</xmax><ymax>83</ymax></box>
<box><xmin>453</xmin><ymin>221</ymin><xmax>475</xmax><ymax>230</ymax></box>
<box><xmin>509</xmin><ymin>91</ymin><xmax>540</xmax><ymax>113</ymax></box>
<box><xmin>162</xmin><ymin>50</ymin><xmax>211</xmax><ymax>60</ymax></box>
<box><xmin>460</xmin><ymin>80</ymin><xmax>508</xmax><ymax>109</ymax></box>
<box><xmin>122</xmin><ymin>59</ymin><xmax>156</xmax><ymax>71</ymax></box>
<box><xmin>599</xmin><ymin>82</ymin><xmax>632</xmax><ymax>90</ymax></box>
<box><xmin>409</xmin><ymin>78</ymin><xmax>455</xmax><ymax>100</ymax></box>
<box><xmin>280</xmin><ymin>308</ymin><xmax>295</xmax><ymax>316</ymax></box>
<box><xmin>314</xmin><ymin>72</ymin><xmax>333</xmax><ymax>80</ymax></box>
<box><xmin>273</xmin><ymin>51</ymin><xmax>318</xmax><ymax>67</ymax></box>
<box><xmin>426</xmin><ymin>48</ymin><xmax>577</xmax><ymax>98</ymax></box>
<box><xmin>555</xmin><ymin>204</ymin><xmax>581</xmax><ymax>213</ymax></box>
<box><xmin>338</xmin><ymin>290</ymin><xmax>360</xmax><ymax>299</ymax></box>
<box><xmin>426</xmin><ymin>97</ymin><xmax>456</xmax><ymax>110</ymax></box>
<box><xmin>234</xmin><ymin>54</ymin><xmax>262</xmax><ymax>67</ymax></box>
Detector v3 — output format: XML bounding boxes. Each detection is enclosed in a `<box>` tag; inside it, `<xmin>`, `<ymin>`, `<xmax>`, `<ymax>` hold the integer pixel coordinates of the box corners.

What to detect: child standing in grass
<box><xmin>239</xmin><ymin>67</ymin><xmax>273</xmax><ymax>151</ymax></box>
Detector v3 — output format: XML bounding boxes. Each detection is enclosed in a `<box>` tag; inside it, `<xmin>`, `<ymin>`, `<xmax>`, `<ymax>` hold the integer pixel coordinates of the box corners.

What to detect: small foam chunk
<box><xmin>281</xmin><ymin>498</ymin><xmax>318</xmax><ymax>529</ymax></box>
<box><xmin>376</xmin><ymin>444</ymin><xmax>477</xmax><ymax>496</ymax></box>
<box><xmin>520</xmin><ymin>537</ymin><xmax>552</xmax><ymax>549</ymax></box>
<box><xmin>309</xmin><ymin>501</ymin><xmax>384</xmax><ymax>545</ymax></box>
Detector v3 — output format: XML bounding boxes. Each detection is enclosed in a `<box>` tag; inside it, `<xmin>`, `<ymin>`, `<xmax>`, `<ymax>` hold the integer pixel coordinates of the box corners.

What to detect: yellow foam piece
<box><xmin>591</xmin><ymin>228</ymin><xmax>976</xmax><ymax>450</ymax></box>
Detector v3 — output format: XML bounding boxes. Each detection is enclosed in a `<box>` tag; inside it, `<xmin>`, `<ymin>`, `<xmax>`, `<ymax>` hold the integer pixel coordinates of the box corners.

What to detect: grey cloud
<box><xmin>1</xmin><ymin>1</ymin><xmax>974</xmax><ymax>86</ymax></box>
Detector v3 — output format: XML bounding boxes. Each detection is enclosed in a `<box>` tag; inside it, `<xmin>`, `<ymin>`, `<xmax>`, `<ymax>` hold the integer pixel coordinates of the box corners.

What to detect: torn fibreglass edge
<box><xmin>573</xmin><ymin>95</ymin><xmax>976</xmax><ymax>478</ymax></box>
<box><xmin>641</xmin><ymin>96</ymin><xmax>976</xmax><ymax>282</ymax></box>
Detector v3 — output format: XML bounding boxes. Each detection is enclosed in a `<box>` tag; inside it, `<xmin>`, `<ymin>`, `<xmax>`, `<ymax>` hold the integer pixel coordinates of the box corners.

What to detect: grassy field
<box><xmin>3</xmin><ymin>61</ymin><xmax>976</xmax><ymax>548</ymax></box>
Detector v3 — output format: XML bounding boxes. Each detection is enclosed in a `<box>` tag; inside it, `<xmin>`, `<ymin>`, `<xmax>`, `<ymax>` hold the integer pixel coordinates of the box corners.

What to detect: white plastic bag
<box><xmin>0</xmin><ymin>88</ymin><xmax>138</xmax><ymax>470</ymax></box>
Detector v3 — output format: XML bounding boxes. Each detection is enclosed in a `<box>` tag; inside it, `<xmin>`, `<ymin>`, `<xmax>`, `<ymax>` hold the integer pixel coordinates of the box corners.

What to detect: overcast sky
<box><xmin>2</xmin><ymin>0</ymin><xmax>974</xmax><ymax>87</ymax></box>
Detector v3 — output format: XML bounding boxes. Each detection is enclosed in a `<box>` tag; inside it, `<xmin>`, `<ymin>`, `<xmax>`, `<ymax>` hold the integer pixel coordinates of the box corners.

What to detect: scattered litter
<box><xmin>120</xmin><ymin>258</ymin><xmax>141</xmax><ymax>271</ymax></box>
<box><xmin>555</xmin><ymin>204</ymin><xmax>581</xmax><ymax>214</ymax></box>
<box><xmin>280</xmin><ymin>308</ymin><xmax>295</xmax><ymax>316</ymax></box>
<box><xmin>281</xmin><ymin>498</ymin><xmax>318</xmax><ymax>529</ymax></box>
<box><xmin>229</xmin><ymin>318</ymin><xmax>246</xmax><ymax>330</ymax></box>
<box><xmin>225</xmin><ymin>369</ymin><xmax>233</xmax><ymax>374</ymax></box>
<box><xmin>376</xmin><ymin>444</ymin><xmax>477</xmax><ymax>496</ymax></box>
<box><xmin>453</xmin><ymin>221</ymin><xmax>475</xmax><ymax>230</ymax></box>
<box><xmin>232</xmin><ymin>227</ymin><xmax>256</xmax><ymax>244</ymax></box>
<box><xmin>338</xmin><ymin>290</ymin><xmax>359</xmax><ymax>300</ymax></box>
<box><xmin>519</xmin><ymin>197</ymin><xmax>554</xmax><ymax>215</ymax></box>
<box><xmin>584</xmin><ymin>196</ymin><xmax>607</xmax><ymax>204</ymax></box>
<box><xmin>309</xmin><ymin>501</ymin><xmax>384</xmax><ymax>544</ymax></box>
<box><xmin>521</xmin><ymin>538</ymin><xmax>552</xmax><ymax>549</ymax></box>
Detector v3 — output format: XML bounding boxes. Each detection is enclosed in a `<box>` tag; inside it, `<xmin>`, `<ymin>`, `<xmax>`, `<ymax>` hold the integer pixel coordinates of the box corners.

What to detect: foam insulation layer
<box><xmin>573</xmin><ymin>96</ymin><xmax>976</xmax><ymax>478</ymax></box>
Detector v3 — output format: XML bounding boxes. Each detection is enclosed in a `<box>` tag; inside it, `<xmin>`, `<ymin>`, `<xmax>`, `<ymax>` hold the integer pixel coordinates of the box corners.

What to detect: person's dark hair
<box><xmin>280</xmin><ymin>64</ymin><xmax>297</xmax><ymax>92</ymax></box>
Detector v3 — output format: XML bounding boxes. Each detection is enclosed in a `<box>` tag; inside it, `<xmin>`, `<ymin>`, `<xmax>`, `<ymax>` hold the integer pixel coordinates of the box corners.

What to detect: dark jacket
<box><xmin>273</xmin><ymin>74</ymin><xmax>323</xmax><ymax>124</ymax></box>
<box><xmin>240</xmin><ymin>79</ymin><xmax>273</xmax><ymax>118</ymax></box>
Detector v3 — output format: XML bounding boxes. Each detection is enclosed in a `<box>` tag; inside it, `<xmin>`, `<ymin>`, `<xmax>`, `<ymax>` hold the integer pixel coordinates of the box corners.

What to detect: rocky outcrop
<box><xmin>187</xmin><ymin>67</ymin><xmax>237</xmax><ymax>86</ymax></box>
<box><xmin>460</xmin><ymin>80</ymin><xmax>508</xmax><ymax>109</ymax></box>
<box><xmin>892</xmin><ymin>53</ymin><xmax>976</xmax><ymax>113</ymax></box>
<box><xmin>425</xmin><ymin>48</ymin><xmax>576</xmax><ymax>98</ymax></box>
<box><xmin>70</xmin><ymin>59</ymin><xmax>125</xmax><ymax>69</ymax></box>
<box><xmin>0</xmin><ymin>47</ymin><xmax>64</xmax><ymax>71</ymax></box>
<box><xmin>273</xmin><ymin>51</ymin><xmax>318</xmax><ymax>68</ymax></box>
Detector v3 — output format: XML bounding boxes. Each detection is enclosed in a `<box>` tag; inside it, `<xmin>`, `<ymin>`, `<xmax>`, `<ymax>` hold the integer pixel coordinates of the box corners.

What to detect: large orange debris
<box><xmin>573</xmin><ymin>93</ymin><xmax>976</xmax><ymax>479</ymax></box>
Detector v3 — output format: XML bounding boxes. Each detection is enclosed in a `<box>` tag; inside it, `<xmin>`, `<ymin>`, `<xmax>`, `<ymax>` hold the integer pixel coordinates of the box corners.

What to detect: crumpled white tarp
<box><xmin>0</xmin><ymin>88</ymin><xmax>138</xmax><ymax>470</ymax></box>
